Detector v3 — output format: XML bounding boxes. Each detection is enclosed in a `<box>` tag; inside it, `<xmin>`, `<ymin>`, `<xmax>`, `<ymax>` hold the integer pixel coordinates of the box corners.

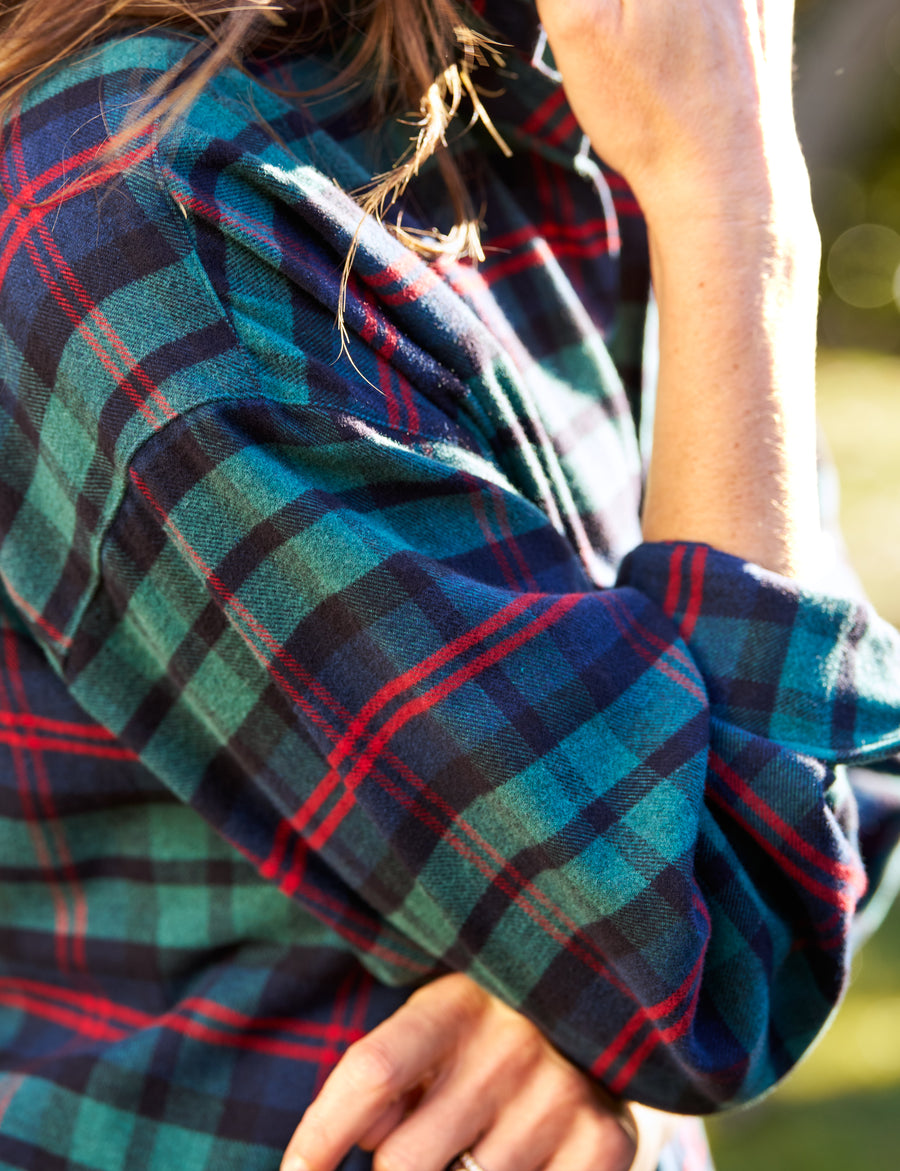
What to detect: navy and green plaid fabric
<box><xmin>2</xmin><ymin>5</ymin><xmax>900</xmax><ymax>1168</ymax></box>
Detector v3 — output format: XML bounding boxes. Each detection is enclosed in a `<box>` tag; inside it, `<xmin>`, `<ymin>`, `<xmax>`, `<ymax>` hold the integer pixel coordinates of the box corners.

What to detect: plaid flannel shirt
<box><xmin>2</xmin><ymin>5</ymin><xmax>900</xmax><ymax>1168</ymax></box>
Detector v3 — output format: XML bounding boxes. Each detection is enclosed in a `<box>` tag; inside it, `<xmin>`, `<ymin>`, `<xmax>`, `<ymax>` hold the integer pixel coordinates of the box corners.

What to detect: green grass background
<box><xmin>707</xmin><ymin>349</ymin><xmax>900</xmax><ymax>1171</ymax></box>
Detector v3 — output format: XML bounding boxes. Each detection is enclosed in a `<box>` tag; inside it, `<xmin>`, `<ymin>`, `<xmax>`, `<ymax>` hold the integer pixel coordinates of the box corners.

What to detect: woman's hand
<box><xmin>534</xmin><ymin>0</ymin><xmax>800</xmax><ymax>220</ymax></box>
<box><xmin>536</xmin><ymin>0</ymin><xmax>822</xmax><ymax>578</ymax></box>
<box><xmin>280</xmin><ymin>974</ymin><xmax>679</xmax><ymax>1171</ymax></box>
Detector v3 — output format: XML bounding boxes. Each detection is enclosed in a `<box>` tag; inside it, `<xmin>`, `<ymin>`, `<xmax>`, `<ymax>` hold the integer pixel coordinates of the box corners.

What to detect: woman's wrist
<box><xmin>634</xmin><ymin>133</ymin><xmax>818</xmax><ymax>246</ymax></box>
<box><xmin>640</xmin><ymin>192</ymin><xmax>821</xmax><ymax>578</ymax></box>
<box><xmin>624</xmin><ymin>1102</ymin><xmax>686</xmax><ymax>1171</ymax></box>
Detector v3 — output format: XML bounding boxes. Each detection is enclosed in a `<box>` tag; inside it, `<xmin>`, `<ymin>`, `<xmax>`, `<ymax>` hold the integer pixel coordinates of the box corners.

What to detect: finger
<box><xmin>372</xmin><ymin>1074</ymin><xmax>497</xmax><ymax>1171</ymax></box>
<box><xmin>359</xmin><ymin>1081</ymin><xmax>433</xmax><ymax>1152</ymax></box>
<box><xmin>281</xmin><ymin>1011</ymin><xmax>456</xmax><ymax>1171</ymax></box>
<box><xmin>358</xmin><ymin>1096</ymin><xmax>413</xmax><ymax>1152</ymax></box>
<box><xmin>381</xmin><ymin>1066</ymin><xmax>577</xmax><ymax>1171</ymax></box>
<box><xmin>463</xmin><ymin>1073</ymin><xmax>578</xmax><ymax>1171</ymax></box>
<box><xmin>540</xmin><ymin>1114</ymin><xmax>635</xmax><ymax>1171</ymax></box>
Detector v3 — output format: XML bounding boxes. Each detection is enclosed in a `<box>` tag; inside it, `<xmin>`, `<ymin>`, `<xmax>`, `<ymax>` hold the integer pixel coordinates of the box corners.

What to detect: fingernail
<box><xmin>281</xmin><ymin>1158</ymin><xmax>310</xmax><ymax>1171</ymax></box>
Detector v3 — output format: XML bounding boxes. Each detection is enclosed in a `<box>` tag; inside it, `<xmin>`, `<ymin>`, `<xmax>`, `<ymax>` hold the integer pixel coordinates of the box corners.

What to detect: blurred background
<box><xmin>707</xmin><ymin>1</ymin><xmax>900</xmax><ymax>1167</ymax></box>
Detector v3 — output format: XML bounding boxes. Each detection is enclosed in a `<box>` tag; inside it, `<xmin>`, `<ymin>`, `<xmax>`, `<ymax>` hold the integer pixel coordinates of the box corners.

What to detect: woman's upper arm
<box><xmin>49</xmin><ymin>382</ymin><xmax>900</xmax><ymax>1113</ymax></box>
<box><xmin>4</xmin><ymin>36</ymin><xmax>900</xmax><ymax>1115</ymax></box>
<box><xmin>73</xmin><ymin>389</ymin><xmax>900</xmax><ymax>1108</ymax></box>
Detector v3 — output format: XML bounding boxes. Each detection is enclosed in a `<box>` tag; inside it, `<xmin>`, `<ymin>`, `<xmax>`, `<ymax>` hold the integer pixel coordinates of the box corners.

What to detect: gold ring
<box><xmin>454</xmin><ymin>1151</ymin><xmax>488</xmax><ymax>1171</ymax></box>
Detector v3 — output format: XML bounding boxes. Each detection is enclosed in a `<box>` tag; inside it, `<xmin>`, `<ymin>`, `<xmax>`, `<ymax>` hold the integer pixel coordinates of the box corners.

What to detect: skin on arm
<box><xmin>536</xmin><ymin>0</ymin><xmax>821</xmax><ymax>577</ymax></box>
<box><xmin>285</xmin><ymin>3</ymin><xmax>820</xmax><ymax>1170</ymax></box>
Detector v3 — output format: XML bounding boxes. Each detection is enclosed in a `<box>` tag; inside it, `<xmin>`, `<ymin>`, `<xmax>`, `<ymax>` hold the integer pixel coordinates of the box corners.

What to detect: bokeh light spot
<box><xmin>826</xmin><ymin>223</ymin><xmax>900</xmax><ymax>309</ymax></box>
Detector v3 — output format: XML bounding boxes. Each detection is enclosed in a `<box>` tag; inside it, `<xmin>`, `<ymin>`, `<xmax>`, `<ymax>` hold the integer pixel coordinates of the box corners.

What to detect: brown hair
<box><xmin>0</xmin><ymin>0</ymin><xmax>509</xmax><ymax>264</ymax></box>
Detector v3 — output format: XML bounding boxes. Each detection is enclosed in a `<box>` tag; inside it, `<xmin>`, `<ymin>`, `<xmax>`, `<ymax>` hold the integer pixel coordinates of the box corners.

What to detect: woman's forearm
<box><xmin>536</xmin><ymin>0</ymin><xmax>822</xmax><ymax>578</ymax></box>
<box><xmin>641</xmin><ymin>192</ymin><xmax>821</xmax><ymax>577</ymax></box>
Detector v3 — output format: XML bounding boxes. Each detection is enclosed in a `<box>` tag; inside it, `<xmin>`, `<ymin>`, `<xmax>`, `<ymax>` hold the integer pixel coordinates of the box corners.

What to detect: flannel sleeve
<box><xmin>4</xmin><ymin>40</ymin><xmax>900</xmax><ymax>1116</ymax></box>
<box><xmin>79</xmin><ymin>407</ymin><xmax>900</xmax><ymax>1115</ymax></box>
